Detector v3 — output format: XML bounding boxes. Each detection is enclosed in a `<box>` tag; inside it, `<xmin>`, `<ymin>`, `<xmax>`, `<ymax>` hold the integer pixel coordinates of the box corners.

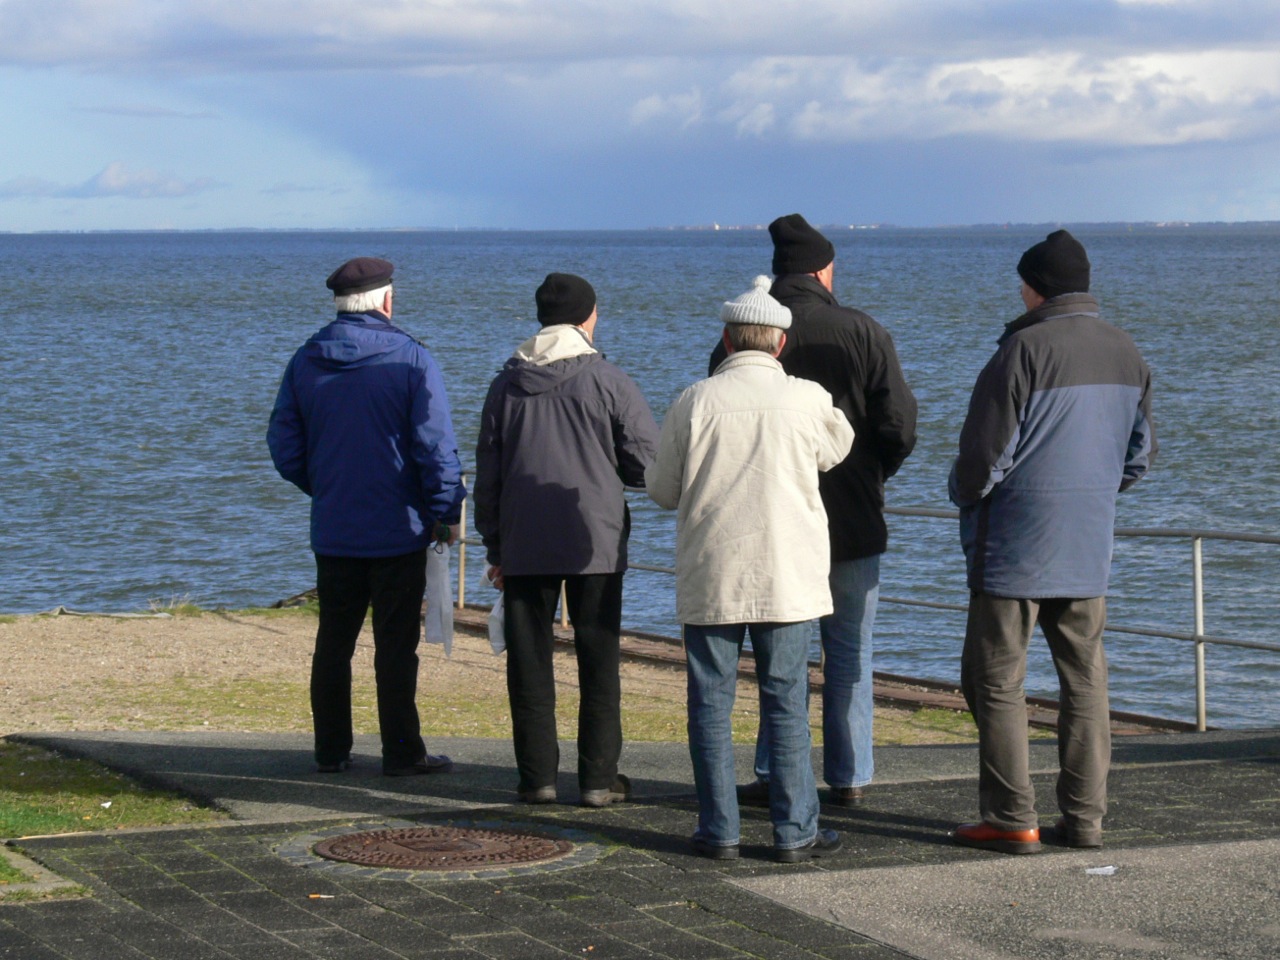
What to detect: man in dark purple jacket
<box><xmin>268</xmin><ymin>257</ymin><xmax>466</xmax><ymax>777</ymax></box>
<box><xmin>949</xmin><ymin>230</ymin><xmax>1156</xmax><ymax>854</ymax></box>
<box><xmin>474</xmin><ymin>273</ymin><xmax>659</xmax><ymax>807</ymax></box>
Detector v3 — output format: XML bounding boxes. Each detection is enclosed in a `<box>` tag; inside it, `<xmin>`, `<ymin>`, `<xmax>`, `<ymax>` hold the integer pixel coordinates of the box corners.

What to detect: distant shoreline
<box><xmin>8</xmin><ymin>220</ymin><xmax>1280</xmax><ymax>237</ymax></box>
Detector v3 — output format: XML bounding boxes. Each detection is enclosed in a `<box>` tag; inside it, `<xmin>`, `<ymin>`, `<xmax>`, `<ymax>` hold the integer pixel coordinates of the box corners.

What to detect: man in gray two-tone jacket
<box><xmin>474</xmin><ymin>273</ymin><xmax>659</xmax><ymax>808</ymax></box>
<box><xmin>948</xmin><ymin>230</ymin><xmax>1156</xmax><ymax>855</ymax></box>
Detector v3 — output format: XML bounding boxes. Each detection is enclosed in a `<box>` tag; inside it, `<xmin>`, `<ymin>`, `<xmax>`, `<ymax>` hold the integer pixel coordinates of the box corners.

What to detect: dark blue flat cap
<box><xmin>326</xmin><ymin>257</ymin><xmax>394</xmax><ymax>295</ymax></box>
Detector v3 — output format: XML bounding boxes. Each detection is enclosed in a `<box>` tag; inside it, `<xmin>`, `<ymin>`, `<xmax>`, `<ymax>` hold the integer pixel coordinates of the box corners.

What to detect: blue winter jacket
<box><xmin>267</xmin><ymin>312</ymin><xmax>466</xmax><ymax>557</ymax></box>
<box><xmin>948</xmin><ymin>294</ymin><xmax>1156</xmax><ymax>599</ymax></box>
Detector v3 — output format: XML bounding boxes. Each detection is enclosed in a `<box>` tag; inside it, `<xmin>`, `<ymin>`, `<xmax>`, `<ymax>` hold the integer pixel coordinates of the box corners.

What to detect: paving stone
<box><xmin>449</xmin><ymin>931</ymin><xmax>569</xmax><ymax>960</ymax></box>
<box><xmin>556</xmin><ymin>894</ymin><xmax>646</xmax><ymax>924</ymax></box>
<box><xmin>280</xmin><ymin>925</ymin><xmax>398</xmax><ymax>959</ymax></box>
<box><xmin>640</xmin><ymin>901</ymin><xmax>725</xmax><ymax>930</ymax></box>
<box><xmin>422</xmin><ymin>911</ymin><xmax>518</xmax><ymax>939</ymax></box>
<box><xmin>697</xmin><ymin>921</ymin><xmax>830</xmax><ymax>960</ymax></box>
<box><xmin>207</xmin><ymin>890</ymin><xmax>335</xmax><ymax>933</ymax></box>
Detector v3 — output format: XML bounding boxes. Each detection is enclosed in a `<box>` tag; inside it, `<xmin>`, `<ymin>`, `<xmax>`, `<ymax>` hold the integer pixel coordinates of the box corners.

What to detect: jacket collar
<box><xmin>770</xmin><ymin>273</ymin><xmax>838</xmax><ymax>308</ymax></box>
<box><xmin>1000</xmin><ymin>292</ymin><xmax>1100</xmax><ymax>344</ymax></box>
<box><xmin>712</xmin><ymin>350</ymin><xmax>784</xmax><ymax>377</ymax></box>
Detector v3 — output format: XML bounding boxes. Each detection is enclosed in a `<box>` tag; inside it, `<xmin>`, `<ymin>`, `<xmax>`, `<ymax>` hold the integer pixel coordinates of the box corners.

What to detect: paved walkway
<box><xmin>2</xmin><ymin>730</ymin><xmax>1277</xmax><ymax>960</ymax></box>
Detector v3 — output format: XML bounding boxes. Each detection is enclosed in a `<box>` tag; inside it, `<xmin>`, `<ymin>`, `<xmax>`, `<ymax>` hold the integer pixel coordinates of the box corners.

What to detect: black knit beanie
<box><xmin>1017</xmin><ymin>230</ymin><xmax>1091</xmax><ymax>299</ymax></box>
<box><xmin>535</xmin><ymin>273</ymin><xmax>596</xmax><ymax>326</ymax></box>
<box><xmin>769</xmin><ymin>213</ymin><xmax>835</xmax><ymax>276</ymax></box>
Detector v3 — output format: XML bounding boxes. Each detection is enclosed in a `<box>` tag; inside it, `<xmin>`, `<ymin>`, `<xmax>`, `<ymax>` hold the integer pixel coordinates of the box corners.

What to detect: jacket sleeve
<box><xmin>644</xmin><ymin>393</ymin><xmax>690</xmax><ymax>510</ymax></box>
<box><xmin>611</xmin><ymin>372</ymin><xmax>661</xmax><ymax>488</ymax></box>
<box><xmin>816</xmin><ymin>403</ymin><xmax>855</xmax><ymax>473</ymax></box>
<box><xmin>1120</xmin><ymin>366</ymin><xmax>1157</xmax><ymax>492</ymax></box>
<box><xmin>864</xmin><ymin>327</ymin><xmax>917</xmax><ymax>479</ymax></box>
<box><xmin>408</xmin><ymin>349</ymin><xmax>467</xmax><ymax>525</ymax></box>
<box><xmin>266</xmin><ymin>355</ymin><xmax>311</xmax><ymax>496</ymax></box>
<box><xmin>707</xmin><ymin>337</ymin><xmax>728</xmax><ymax>378</ymax></box>
<box><xmin>472</xmin><ymin>376</ymin><xmax>505</xmax><ymax>566</ymax></box>
<box><xmin>949</xmin><ymin>341</ymin><xmax>1027</xmax><ymax>508</ymax></box>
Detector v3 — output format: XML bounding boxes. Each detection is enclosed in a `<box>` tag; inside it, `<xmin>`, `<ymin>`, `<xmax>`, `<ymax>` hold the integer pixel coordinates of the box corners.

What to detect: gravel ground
<box><xmin>0</xmin><ymin>610</ymin><xmax>687</xmax><ymax>737</ymax></box>
<box><xmin>0</xmin><ymin>611</ymin><xmax>973</xmax><ymax>744</ymax></box>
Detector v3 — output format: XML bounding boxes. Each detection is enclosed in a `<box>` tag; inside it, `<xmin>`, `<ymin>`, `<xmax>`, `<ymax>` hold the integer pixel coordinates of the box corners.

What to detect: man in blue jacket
<box><xmin>949</xmin><ymin>230</ymin><xmax>1156</xmax><ymax>854</ymax></box>
<box><xmin>268</xmin><ymin>257</ymin><xmax>466</xmax><ymax>777</ymax></box>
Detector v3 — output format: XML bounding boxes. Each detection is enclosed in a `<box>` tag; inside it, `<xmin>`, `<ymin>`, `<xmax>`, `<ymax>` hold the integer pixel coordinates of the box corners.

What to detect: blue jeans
<box><xmin>685</xmin><ymin>621</ymin><xmax>818</xmax><ymax>850</ymax></box>
<box><xmin>754</xmin><ymin>555</ymin><xmax>880</xmax><ymax>789</ymax></box>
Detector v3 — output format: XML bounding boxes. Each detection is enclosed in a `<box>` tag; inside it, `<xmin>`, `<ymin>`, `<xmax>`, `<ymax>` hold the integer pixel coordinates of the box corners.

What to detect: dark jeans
<box><xmin>504</xmin><ymin>572</ymin><xmax>624</xmax><ymax>792</ymax></box>
<box><xmin>312</xmin><ymin>550</ymin><xmax>427</xmax><ymax>770</ymax></box>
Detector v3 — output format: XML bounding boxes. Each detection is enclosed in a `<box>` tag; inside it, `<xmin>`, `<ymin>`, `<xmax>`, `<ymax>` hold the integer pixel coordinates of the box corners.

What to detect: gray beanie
<box><xmin>720</xmin><ymin>276</ymin><xmax>792</xmax><ymax>329</ymax></box>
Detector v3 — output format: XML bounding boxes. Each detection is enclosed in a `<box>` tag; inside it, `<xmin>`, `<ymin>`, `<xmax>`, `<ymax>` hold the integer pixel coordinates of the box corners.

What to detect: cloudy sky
<box><xmin>2</xmin><ymin>0</ymin><xmax>1278</xmax><ymax>230</ymax></box>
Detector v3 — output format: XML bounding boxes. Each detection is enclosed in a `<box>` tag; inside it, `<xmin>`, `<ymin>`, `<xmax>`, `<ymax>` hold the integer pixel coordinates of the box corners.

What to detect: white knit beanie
<box><xmin>720</xmin><ymin>275</ymin><xmax>792</xmax><ymax>329</ymax></box>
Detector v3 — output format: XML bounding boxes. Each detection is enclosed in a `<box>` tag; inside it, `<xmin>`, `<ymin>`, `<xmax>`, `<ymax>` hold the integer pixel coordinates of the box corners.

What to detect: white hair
<box><xmin>334</xmin><ymin>284</ymin><xmax>392</xmax><ymax>314</ymax></box>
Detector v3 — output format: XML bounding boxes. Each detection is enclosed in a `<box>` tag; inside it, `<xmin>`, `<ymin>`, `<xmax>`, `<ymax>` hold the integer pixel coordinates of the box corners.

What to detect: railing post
<box><xmin>1192</xmin><ymin>536</ymin><xmax>1207</xmax><ymax>731</ymax></box>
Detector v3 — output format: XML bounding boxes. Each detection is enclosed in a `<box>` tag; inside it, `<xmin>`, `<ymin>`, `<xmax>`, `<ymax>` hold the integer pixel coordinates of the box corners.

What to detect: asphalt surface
<box><xmin>2</xmin><ymin>729</ymin><xmax>1277</xmax><ymax>960</ymax></box>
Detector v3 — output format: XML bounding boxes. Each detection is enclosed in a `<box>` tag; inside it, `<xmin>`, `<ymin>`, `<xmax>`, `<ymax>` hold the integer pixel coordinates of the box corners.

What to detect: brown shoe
<box><xmin>736</xmin><ymin>779</ymin><xmax>770</xmax><ymax>807</ymax></box>
<box><xmin>952</xmin><ymin>821</ymin><xmax>1042</xmax><ymax>855</ymax></box>
<box><xmin>826</xmin><ymin>786</ymin><xmax>866</xmax><ymax>807</ymax></box>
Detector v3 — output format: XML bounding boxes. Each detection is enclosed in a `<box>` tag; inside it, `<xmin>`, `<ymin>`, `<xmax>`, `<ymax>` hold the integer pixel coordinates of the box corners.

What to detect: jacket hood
<box><xmin>304</xmin><ymin>312</ymin><xmax>414</xmax><ymax>370</ymax></box>
<box><xmin>504</xmin><ymin>323</ymin><xmax>601</xmax><ymax>395</ymax></box>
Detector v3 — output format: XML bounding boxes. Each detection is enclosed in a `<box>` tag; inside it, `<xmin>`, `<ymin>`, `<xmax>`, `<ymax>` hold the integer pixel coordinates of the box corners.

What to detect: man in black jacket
<box><xmin>713</xmin><ymin>215</ymin><xmax>918</xmax><ymax>807</ymax></box>
<box><xmin>475</xmin><ymin>273</ymin><xmax>660</xmax><ymax>808</ymax></box>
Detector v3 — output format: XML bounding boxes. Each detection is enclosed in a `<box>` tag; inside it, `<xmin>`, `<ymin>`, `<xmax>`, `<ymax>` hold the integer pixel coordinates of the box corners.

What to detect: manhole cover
<box><xmin>313</xmin><ymin>826</ymin><xmax>575</xmax><ymax>871</ymax></box>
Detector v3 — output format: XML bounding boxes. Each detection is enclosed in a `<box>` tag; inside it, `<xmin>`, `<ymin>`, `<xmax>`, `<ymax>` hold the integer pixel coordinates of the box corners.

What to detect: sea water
<box><xmin>2</xmin><ymin>227</ymin><xmax>1277</xmax><ymax>727</ymax></box>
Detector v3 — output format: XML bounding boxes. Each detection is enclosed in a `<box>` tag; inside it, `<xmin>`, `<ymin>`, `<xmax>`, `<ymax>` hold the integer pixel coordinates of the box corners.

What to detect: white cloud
<box><xmin>630</xmin><ymin>88</ymin><xmax>703</xmax><ymax>128</ymax></box>
<box><xmin>0</xmin><ymin>163</ymin><xmax>220</xmax><ymax>199</ymax></box>
<box><xmin>688</xmin><ymin>48</ymin><xmax>1280</xmax><ymax>147</ymax></box>
<box><xmin>3</xmin><ymin>2</ymin><xmax>1274</xmax><ymax>70</ymax></box>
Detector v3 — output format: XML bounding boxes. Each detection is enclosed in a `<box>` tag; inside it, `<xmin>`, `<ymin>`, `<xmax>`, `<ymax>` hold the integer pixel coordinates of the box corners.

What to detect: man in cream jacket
<box><xmin>645</xmin><ymin>276</ymin><xmax>853</xmax><ymax>863</ymax></box>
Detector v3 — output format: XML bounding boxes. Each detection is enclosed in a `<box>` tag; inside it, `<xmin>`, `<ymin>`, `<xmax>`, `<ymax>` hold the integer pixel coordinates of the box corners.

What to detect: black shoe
<box><xmin>316</xmin><ymin>758</ymin><xmax>351</xmax><ymax>774</ymax></box>
<box><xmin>691</xmin><ymin>837</ymin><xmax>740</xmax><ymax>860</ymax></box>
<box><xmin>383</xmin><ymin>754</ymin><xmax>454</xmax><ymax>777</ymax></box>
<box><xmin>736</xmin><ymin>779</ymin><xmax>770</xmax><ymax>807</ymax></box>
<box><xmin>774</xmin><ymin>828</ymin><xmax>842</xmax><ymax>863</ymax></box>
<box><xmin>518</xmin><ymin>785</ymin><xmax>557</xmax><ymax>804</ymax></box>
<box><xmin>826</xmin><ymin>786</ymin><xmax>866</xmax><ymax>807</ymax></box>
<box><xmin>580</xmin><ymin>774</ymin><xmax>631</xmax><ymax>808</ymax></box>
<box><xmin>1042</xmin><ymin>817</ymin><xmax>1103</xmax><ymax>849</ymax></box>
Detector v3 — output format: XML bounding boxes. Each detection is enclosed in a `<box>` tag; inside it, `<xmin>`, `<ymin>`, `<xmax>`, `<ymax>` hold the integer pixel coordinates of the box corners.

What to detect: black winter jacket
<box><xmin>710</xmin><ymin>274</ymin><xmax>917</xmax><ymax>560</ymax></box>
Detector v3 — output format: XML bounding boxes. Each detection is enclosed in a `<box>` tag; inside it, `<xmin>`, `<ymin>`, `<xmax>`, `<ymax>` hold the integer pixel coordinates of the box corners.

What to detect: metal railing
<box><xmin>452</xmin><ymin>486</ymin><xmax>1280</xmax><ymax>732</ymax></box>
<box><xmin>881</xmin><ymin>508</ymin><xmax>1280</xmax><ymax>731</ymax></box>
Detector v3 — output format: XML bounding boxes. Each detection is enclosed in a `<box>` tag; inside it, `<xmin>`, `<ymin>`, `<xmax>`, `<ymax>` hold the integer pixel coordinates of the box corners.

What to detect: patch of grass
<box><xmin>147</xmin><ymin>595</ymin><xmax>204</xmax><ymax>617</ymax></box>
<box><xmin>232</xmin><ymin>602</ymin><xmax>320</xmax><ymax>619</ymax></box>
<box><xmin>0</xmin><ymin>742</ymin><xmax>224</xmax><ymax>839</ymax></box>
<box><xmin>0</xmin><ymin>884</ymin><xmax>90</xmax><ymax>903</ymax></box>
<box><xmin>0</xmin><ymin>614</ymin><xmax>18</xmax><ymax>625</ymax></box>
<box><xmin>0</xmin><ymin>855</ymin><xmax>32</xmax><ymax>885</ymax></box>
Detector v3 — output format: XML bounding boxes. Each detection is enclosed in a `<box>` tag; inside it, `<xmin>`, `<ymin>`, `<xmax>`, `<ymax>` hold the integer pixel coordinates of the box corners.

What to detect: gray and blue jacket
<box><xmin>948</xmin><ymin>293</ymin><xmax>1156</xmax><ymax>599</ymax></box>
<box><xmin>267</xmin><ymin>311</ymin><xmax>466</xmax><ymax>558</ymax></box>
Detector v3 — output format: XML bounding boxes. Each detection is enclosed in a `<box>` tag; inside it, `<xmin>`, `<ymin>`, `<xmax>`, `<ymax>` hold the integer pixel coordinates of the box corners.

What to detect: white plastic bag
<box><xmin>478</xmin><ymin>566</ymin><xmax>506</xmax><ymax>655</ymax></box>
<box><xmin>424</xmin><ymin>544</ymin><xmax>454</xmax><ymax>657</ymax></box>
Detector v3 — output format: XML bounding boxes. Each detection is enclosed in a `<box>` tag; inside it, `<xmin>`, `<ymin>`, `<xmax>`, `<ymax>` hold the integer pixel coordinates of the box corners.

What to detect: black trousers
<box><xmin>504</xmin><ymin>572</ymin><xmax>624</xmax><ymax>792</ymax></box>
<box><xmin>312</xmin><ymin>550</ymin><xmax>427</xmax><ymax>770</ymax></box>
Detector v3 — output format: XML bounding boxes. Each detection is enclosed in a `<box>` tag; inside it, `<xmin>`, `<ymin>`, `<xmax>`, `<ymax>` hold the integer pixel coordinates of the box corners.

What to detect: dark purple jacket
<box><xmin>474</xmin><ymin>338</ymin><xmax>659</xmax><ymax>576</ymax></box>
